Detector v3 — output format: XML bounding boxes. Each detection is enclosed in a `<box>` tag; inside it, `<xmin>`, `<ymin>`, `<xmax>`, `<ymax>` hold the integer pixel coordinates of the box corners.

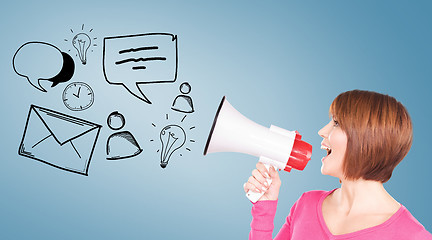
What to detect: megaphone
<box><xmin>203</xmin><ymin>96</ymin><xmax>312</xmax><ymax>202</ymax></box>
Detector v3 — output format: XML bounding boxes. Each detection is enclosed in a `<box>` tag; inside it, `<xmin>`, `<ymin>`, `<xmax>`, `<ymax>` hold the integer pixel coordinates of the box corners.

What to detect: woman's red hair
<box><xmin>330</xmin><ymin>90</ymin><xmax>413</xmax><ymax>183</ymax></box>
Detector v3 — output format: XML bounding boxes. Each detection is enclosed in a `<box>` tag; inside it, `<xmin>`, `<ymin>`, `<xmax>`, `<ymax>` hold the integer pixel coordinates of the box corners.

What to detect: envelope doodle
<box><xmin>18</xmin><ymin>105</ymin><xmax>102</xmax><ymax>175</ymax></box>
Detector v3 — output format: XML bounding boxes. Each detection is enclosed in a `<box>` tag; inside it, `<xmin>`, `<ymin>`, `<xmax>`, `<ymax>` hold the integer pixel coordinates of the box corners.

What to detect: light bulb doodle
<box><xmin>150</xmin><ymin>114</ymin><xmax>196</xmax><ymax>169</ymax></box>
<box><xmin>64</xmin><ymin>24</ymin><xmax>97</xmax><ymax>65</ymax></box>
<box><xmin>72</xmin><ymin>33</ymin><xmax>91</xmax><ymax>65</ymax></box>
<box><xmin>159</xmin><ymin>125</ymin><xmax>185</xmax><ymax>168</ymax></box>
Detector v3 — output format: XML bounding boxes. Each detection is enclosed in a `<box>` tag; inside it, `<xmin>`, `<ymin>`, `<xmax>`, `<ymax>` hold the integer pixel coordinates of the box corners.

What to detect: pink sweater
<box><xmin>250</xmin><ymin>190</ymin><xmax>432</xmax><ymax>240</ymax></box>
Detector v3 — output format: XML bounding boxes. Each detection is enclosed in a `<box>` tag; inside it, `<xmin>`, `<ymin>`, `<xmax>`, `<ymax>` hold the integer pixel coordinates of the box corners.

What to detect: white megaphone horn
<box><xmin>203</xmin><ymin>96</ymin><xmax>312</xmax><ymax>202</ymax></box>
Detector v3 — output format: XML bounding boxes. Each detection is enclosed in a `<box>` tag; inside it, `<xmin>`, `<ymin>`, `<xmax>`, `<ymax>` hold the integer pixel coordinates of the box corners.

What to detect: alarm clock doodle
<box><xmin>62</xmin><ymin>82</ymin><xmax>94</xmax><ymax>111</ymax></box>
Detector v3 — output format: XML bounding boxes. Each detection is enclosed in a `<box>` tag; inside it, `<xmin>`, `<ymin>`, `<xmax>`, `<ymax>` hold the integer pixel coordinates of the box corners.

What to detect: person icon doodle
<box><xmin>106</xmin><ymin>111</ymin><xmax>142</xmax><ymax>160</ymax></box>
<box><xmin>171</xmin><ymin>82</ymin><xmax>194</xmax><ymax>113</ymax></box>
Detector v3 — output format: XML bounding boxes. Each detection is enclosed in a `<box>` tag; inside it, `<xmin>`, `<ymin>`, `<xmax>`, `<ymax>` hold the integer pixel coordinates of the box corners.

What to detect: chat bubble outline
<box><xmin>102</xmin><ymin>33</ymin><xmax>178</xmax><ymax>104</ymax></box>
<box><xmin>12</xmin><ymin>41</ymin><xmax>75</xmax><ymax>92</ymax></box>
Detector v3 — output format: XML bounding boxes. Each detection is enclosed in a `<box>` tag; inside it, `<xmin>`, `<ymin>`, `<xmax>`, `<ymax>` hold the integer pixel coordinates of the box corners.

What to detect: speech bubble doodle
<box><xmin>12</xmin><ymin>42</ymin><xmax>75</xmax><ymax>92</ymax></box>
<box><xmin>103</xmin><ymin>33</ymin><xmax>178</xmax><ymax>104</ymax></box>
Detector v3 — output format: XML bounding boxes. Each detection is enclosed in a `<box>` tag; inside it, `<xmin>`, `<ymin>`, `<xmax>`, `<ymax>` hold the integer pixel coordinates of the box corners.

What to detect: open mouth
<box><xmin>321</xmin><ymin>145</ymin><xmax>332</xmax><ymax>156</ymax></box>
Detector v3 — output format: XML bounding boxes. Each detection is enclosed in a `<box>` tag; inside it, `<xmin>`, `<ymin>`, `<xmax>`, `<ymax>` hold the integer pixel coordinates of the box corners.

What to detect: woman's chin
<box><xmin>320</xmin><ymin>166</ymin><xmax>328</xmax><ymax>175</ymax></box>
<box><xmin>320</xmin><ymin>166</ymin><xmax>341</xmax><ymax>179</ymax></box>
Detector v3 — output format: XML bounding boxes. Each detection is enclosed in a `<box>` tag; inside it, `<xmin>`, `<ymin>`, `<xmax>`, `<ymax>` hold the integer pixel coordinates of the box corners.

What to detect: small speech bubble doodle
<box><xmin>103</xmin><ymin>33</ymin><xmax>178</xmax><ymax>104</ymax></box>
<box><xmin>13</xmin><ymin>42</ymin><xmax>75</xmax><ymax>92</ymax></box>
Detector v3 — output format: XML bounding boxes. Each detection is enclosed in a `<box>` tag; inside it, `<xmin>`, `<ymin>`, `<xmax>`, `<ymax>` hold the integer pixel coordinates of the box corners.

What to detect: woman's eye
<box><xmin>333</xmin><ymin>120</ymin><xmax>339</xmax><ymax>127</ymax></box>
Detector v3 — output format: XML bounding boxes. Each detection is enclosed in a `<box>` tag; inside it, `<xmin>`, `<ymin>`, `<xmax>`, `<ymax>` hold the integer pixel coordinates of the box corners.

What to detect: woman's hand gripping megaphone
<box><xmin>244</xmin><ymin>162</ymin><xmax>281</xmax><ymax>201</ymax></box>
<box><xmin>244</xmin><ymin>131</ymin><xmax>312</xmax><ymax>203</ymax></box>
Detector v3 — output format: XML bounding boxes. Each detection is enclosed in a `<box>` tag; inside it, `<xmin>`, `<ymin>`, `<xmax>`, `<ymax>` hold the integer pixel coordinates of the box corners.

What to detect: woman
<box><xmin>245</xmin><ymin>90</ymin><xmax>432</xmax><ymax>239</ymax></box>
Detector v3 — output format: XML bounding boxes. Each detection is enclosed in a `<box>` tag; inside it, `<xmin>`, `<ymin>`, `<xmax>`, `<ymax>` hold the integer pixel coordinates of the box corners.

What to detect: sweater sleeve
<box><xmin>249</xmin><ymin>197</ymin><xmax>300</xmax><ymax>240</ymax></box>
<box><xmin>249</xmin><ymin>200</ymin><xmax>278</xmax><ymax>240</ymax></box>
<box><xmin>274</xmin><ymin>198</ymin><xmax>299</xmax><ymax>240</ymax></box>
<box><xmin>249</xmin><ymin>193</ymin><xmax>306</xmax><ymax>240</ymax></box>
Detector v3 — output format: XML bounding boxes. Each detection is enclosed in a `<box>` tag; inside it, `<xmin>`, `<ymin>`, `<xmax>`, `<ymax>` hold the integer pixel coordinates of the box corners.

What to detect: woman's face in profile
<box><xmin>318</xmin><ymin>117</ymin><xmax>348</xmax><ymax>179</ymax></box>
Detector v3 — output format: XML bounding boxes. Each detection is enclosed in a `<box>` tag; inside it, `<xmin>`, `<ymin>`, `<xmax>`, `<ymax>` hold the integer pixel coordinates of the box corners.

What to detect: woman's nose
<box><xmin>318</xmin><ymin>123</ymin><xmax>329</xmax><ymax>138</ymax></box>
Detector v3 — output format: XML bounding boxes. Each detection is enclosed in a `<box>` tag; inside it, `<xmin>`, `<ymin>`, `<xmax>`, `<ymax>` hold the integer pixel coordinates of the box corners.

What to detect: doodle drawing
<box><xmin>171</xmin><ymin>82</ymin><xmax>194</xmax><ymax>113</ymax></box>
<box><xmin>72</xmin><ymin>33</ymin><xmax>91</xmax><ymax>65</ymax></box>
<box><xmin>150</xmin><ymin>114</ymin><xmax>195</xmax><ymax>168</ymax></box>
<box><xmin>13</xmin><ymin>42</ymin><xmax>75</xmax><ymax>92</ymax></box>
<box><xmin>106</xmin><ymin>111</ymin><xmax>142</xmax><ymax>160</ymax></box>
<box><xmin>159</xmin><ymin>124</ymin><xmax>186</xmax><ymax>168</ymax></box>
<box><xmin>65</xmin><ymin>24</ymin><xmax>97</xmax><ymax>65</ymax></box>
<box><xmin>18</xmin><ymin>105</ymin><xmax>101</xmax><ymax>175</ymax></box>
<box><xmin>62</xmin><ymin>82</ymin><xmax>94</xmax><ymax>111</ymax></box>
<box><xmin>103</xmin><ymin>33</ymin><xmax>178</xmax><ymax>104</ymax></box>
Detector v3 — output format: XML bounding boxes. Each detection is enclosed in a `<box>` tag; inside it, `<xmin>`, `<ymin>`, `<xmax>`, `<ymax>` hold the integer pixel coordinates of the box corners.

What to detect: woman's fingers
<box><xmin>256</xmin><ymin>162</ymin><xmax>270</xmax><ymax>179</ymax></box>
<box><xmin>244</xmin><ymin>181</ymin><xmax>262</xmax><ymax>193</ymax></box>
<box><xmin>244</xmin><ymin>170</ymin><xmax>270</xmax><ymax>192</ymax></box>
<box><xmin>252</xmin><ymin>168</ymin><xmax>267</xmax><ymax>183</ymax></box>
<box><xmin>268</xmin><ymin>165</ymin><xmax>279</xmax><ymax>180</ymax></box>
<box><xmin>244</xmin><ymin>164</ymin><xmax>282</xmax><ymax>201</ymax></box>
<box><xmin>268</xmin><ymin>165</ymin><xmax>281</xmax><ymax>188</ymax></box>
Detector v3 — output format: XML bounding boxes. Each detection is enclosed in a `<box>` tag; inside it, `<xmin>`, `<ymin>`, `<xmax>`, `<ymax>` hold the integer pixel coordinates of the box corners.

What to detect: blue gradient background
<box><xmin>1</xmin><ymin>0</ymin><xmax>431</xmax><ymax>239</ymax></box>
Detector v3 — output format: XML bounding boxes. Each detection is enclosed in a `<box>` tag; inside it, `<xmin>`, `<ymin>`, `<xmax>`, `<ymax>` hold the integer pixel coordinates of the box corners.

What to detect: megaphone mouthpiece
<box><xmin>286</xmin><ymin>138</ymin><xmax>312</xmax><ymax>171</ymax></box>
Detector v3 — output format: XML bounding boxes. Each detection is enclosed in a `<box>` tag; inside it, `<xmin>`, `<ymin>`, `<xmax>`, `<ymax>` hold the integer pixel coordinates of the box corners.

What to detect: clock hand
<box><xmin>73</xmin><ymin>87</ymin><xmax>81</xmax><ymax>98</ymax></box>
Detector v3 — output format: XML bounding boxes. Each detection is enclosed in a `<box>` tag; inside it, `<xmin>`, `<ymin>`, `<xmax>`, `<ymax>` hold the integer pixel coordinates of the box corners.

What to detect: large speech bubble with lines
<box><xmin>103</xmin><ymin>33</ymin><xmax>178</xmax><ymax>104</ymax></box>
